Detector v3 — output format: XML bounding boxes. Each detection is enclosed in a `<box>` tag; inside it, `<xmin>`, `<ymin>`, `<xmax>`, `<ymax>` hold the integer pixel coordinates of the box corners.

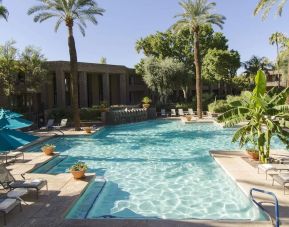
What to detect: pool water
<box><xmin>27</xmin><ymin>120</ymin><xmax>276</xmax><ymax>220</ymax></box>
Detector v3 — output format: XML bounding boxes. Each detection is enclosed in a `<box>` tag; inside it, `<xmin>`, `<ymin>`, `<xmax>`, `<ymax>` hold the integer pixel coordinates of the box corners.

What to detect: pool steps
<box><xmin>66</xmin><ymin>178</ymin><xmax>107</xmax><ymax>219</ymax></box>
<box><xmin>32</xmin><ymin>155</ymin><xmax>68</xmax><ymax>174</ymax></box>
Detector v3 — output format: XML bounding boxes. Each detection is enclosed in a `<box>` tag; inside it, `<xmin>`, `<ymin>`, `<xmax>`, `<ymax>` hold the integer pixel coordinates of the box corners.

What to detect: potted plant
<box><xmin>70</xmin><ymin>162</ymin><xmax>88</xmax><ymax>179</ymax></box>
<box><xmin>185</xmin><ymin>115</ymin><xmax>192</xmax><ymax>121</ymax></box>
<box><xmin>41</xmin><ymin>144</ymin><xmax>55</xmax><ymax>155</ymax></box>
<box><xmin>217</xmin><ymin>70</ymin><xmax>289</xmax><ymax>164</ymax></box>
<box><xmin>246</xmin><ymin>148</ymin><xmax>259</xmax><ymax>161</ymax></box>
<box><xmin>142</xmin><ymin>96</ymin><xmax>152</xmax><ymax>109</ymax></box>
<box><xmin>99</xmin><ymin>101</ymin><xmax>109</xmax><ymax>112</ymax></box>
<box><xmin>84</xmin><ymin>127</ymin><xmax>92</xmax><ymax>133</ymax></box>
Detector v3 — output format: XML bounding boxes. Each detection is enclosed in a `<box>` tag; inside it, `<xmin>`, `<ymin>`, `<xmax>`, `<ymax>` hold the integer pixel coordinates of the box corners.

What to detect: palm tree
<box><xmin>242</xmin><ymin>56</ymin><xmax>273</xmax><ymax>78</ymax></box>
<box><xmin>172</xmin><ymin>0</ymin><xmax>225</xmax><ymax>118</ymax></box>
<box><xmin>218</xmin><ymin>70</ymin><xmax>289</xmax><ymax>163</ymax></box>
<box><xmin>269</xmin><ymin>32</ymin><xmax>287</xmax><ymax>87</ymax></box>
<box><xmin>254</xmin><ymin>0</ymin><xmax>287</xmax><ymax>18</ymax></box>
<box><xmin>0</xmin><ymin>0</ymin><xmax>8</xmax><ymax>21</ymax></box>
<box><xmin>255</xmin><ymin>1</ymin><xmax>289</xmax><ymax>89</ymax></box>
<box><xmin>28</xmin><ymin>0</ymin><xmax>104</xmax><ymax>130</ymax></box>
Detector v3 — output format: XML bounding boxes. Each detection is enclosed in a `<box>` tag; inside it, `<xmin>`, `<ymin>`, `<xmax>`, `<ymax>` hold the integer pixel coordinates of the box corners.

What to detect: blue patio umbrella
<box><xmin>0</xmin><ymin>108</ymin><xmax>32</xmax><ymax>129</ymax></box>
<box><xmin>0</xmin><ymin>128</ymin><xmax>38</xmax><ymax>152</ymax></box>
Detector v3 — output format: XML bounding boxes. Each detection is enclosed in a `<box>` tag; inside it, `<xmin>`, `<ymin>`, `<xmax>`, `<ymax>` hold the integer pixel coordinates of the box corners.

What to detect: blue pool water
<box><xmin>27</xmin><ymin>120</ymin><xmax>281</xmax><ymax>220</ymax></box>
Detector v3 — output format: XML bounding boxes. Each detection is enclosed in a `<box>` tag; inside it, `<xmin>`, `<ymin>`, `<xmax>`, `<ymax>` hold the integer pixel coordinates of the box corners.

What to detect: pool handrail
<box><xmin>250</xmin><ymin>188</ymin><xmax>279</xmax><ymax>227</ymax></box>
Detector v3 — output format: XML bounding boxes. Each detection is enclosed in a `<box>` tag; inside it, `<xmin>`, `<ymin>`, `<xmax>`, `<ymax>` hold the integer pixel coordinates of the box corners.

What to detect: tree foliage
<box><xmin>254</xmin><ymin>0</ymin><xmax>287</xmax><ymax>19</ymax></box>
<box><xmin>0</xmin><ymin>41</ymin><xmax>47</xmax><ymax>97</ymax></box>
<box><xmin>218</xmin><ymin>70</ymin><xmax>289</xmax><ymax>163</ymax></box>
<box><xmin>142</xmin><ymin>57</ymin><xmax>187</xmax><ymax>104</ymax></box>
<box><xmin>0</xmin><ymin>1</ymin><xmax>8</xmax><ymax>21</ymax></box>
<box><xmin>242</xmin><ymin>55</ymin><xmax>273</xmax><ymax>78</ymax></box>
<box><xmin>203</xmin><ymin>49</ymin><xmax>241</xmax><ymax>82</ymax></box>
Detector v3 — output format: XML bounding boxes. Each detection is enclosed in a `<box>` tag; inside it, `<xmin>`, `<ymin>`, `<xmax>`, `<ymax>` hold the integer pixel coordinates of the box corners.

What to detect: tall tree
<box><xmin>269</xmin><ymin>32</ymin><xmax>287</xmax><ymax>86</ymax></box>
<box><xmin>172</xmin><ymin>0</ymin><xmax>225</xmax><ymax>118</ymax></box>
<box><xmin>203</xmin><ymin>49</ymin><xmax>241</xmax><ymax>95</ymax></box>
<box><xmin>28</xmin><ymin>0</ymin><xmax>104</xmax><ymax>130</ymax></box>
<box><xmin>242</xmin><ymin>56</ymin><xmax>273</xmax><ymax>78</ymax></box>
<box><xmin>0</xmin><ymin>0</ymin><xmax>8</xmax><ymax>21</ymax></box>
<box><xmin>0</xmin><ymin>40</ymin><xmax>18</xmax><ymax>97</ymax></box>
<box><xmin>254</xmin><ymin>0</ymin><xmax>289</xmax><ymax>88</ymax></box>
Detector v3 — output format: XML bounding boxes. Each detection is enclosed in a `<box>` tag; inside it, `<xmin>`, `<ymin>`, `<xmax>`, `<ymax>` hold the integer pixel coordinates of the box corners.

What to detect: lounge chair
<box><xmin>0</xmin><ymin>151</ymin><xmax>24</xmax><ymax>164</ymax></box>
<box><xmin>161</xmin><ymin>109</ymin><xmax>167</xmax><ymax>117</ymax></box>
<box><xmin>41</xmin><ymin>119</ymin><xmax>54</xmax><ymax>130</ymax></box>
<box><xmin>0</xmin><ymin>197</ymin><xmax>22</xmax><ymax>225</ymax></box>
<box><xmin>171</xmin><ymin>109</ymin><xmax>177</xmax><ymax>117</ymax></box>
<box><xmin>188</xmin><ymin>108</ymin><xmax>194</xmax><ymax>115</ymax></box>
<box><xmin>272</xmin><ymin>173</ymin><xmax>289</xmax><ymax>194</ymax></box>
<box><xmin>178</xmin><ymin>109</ymin><xmax>184</xmax><ymax>116</ymax></box>
<box><xmin>257</xmin><ymin>164</ymin><xmax>289</xmax><ymax>179</ymax></box>
<box><xmin>0</xmin><ymin>163</ymin><xmax>48</xmax><ymax>199</ymax></box>
<box><xmin>52</xmin><ymin>119</ymin><xmax>68</xmax><ymax>130</ymax></box>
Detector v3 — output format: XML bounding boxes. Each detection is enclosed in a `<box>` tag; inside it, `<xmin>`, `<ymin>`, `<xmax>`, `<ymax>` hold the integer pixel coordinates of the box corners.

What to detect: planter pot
<box><xmin>85</xmin><ymin>128</ymin><xmax>92</xmax><ymax>134</ymax></box>
<box><xmin>71</xmin><ymin>170</ymin><xmax>85</xmax><ymax>179</ymax></box>
<box><xmin>247</xmin><ymin>149</ymin><xmax>259</xmax><ymax>161</ymax></box>
<box><xmin>185</xmin><ymin>116</ymin><xmax>192</xmax><ymax>121</ymax></box>
<box><xmin>143</xmin><ymin>103</ymin><xmax>150</xmax><ymax>109</ymax></box>
<box><xmin>42</xmin><ymin>147</ymin><xmax>54</xmax><ymax>155</ymax></box>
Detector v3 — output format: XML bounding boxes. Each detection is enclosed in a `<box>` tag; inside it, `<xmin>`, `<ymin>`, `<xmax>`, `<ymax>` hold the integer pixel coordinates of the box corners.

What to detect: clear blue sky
<box><xmin>1</xmin><ymin>0</ymin><xmax>289</xmax><ymax>69</ymax></box>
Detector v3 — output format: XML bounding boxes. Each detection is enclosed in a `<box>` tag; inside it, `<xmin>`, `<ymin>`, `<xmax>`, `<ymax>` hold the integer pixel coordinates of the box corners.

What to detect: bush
<box><xmin>80</xmin><ymin>108</ymin><xmax>101</xmax><ymax>121</ymax></box>
<box><xmin>48</xmin><ymin>108</ymin><xmax>72</xmax><ymax>122</ymax></box>
<box><xmin>48</xmin><ymin>108</ymin><xmax>101</xmax><ymax>122</ymax></box>
<box><xmin>192</xmin><ymin>93</ymin><xmax>215</xmax><ymax>111</ymax></box>
<box><xmin>208</xmin><ymin>100</ymin><xmax>231</xmax><ymax>113</ymax></box>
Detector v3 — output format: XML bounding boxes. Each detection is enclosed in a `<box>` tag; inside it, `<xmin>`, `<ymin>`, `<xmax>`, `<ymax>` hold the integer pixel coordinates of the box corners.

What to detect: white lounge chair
<box><xmin>188</xmin><ymin>108</ymin><xmax>194</xmax><ymax>115</ymax></box>
<box><xmin>41</xmin><ymin>119</ymin><xmax>54</xmax><ymax>130</ymax></box>
<box><xmin>171</xmin><ymin>109</ymin><xmax>176</xmax><ymax>117</ymax></box>
<box><xmin>272</xmin><ymin>173</ymin><xmax>289</xmax><ymax>194</ymax></box>
<box><xmin>0</xmin><ymin>163</ymin><xmax>48</xmax><ymax>199</ymax></box>
<box><xmin>161</xmin><ymin>109</ymin><xmax>167</xmax><ymax>117</ymax></box>
<box><xmin>257</xmin><ymin>164</ymin><xmax>289</xmax><ymax>179</ymax></box>
<box><xmin>52</xmin><ymin>119</ymin><xmax>68</xmax><ymax>130</ymax></box>
<box><xmin>178</xmin><ymin>109</ymin><xmax>184</xmax><ymax>116</ymax></box>
<box><xmin>0</xmin><ymin>151</ymin><xmax>24</xmax><ymax>164</ymax></box>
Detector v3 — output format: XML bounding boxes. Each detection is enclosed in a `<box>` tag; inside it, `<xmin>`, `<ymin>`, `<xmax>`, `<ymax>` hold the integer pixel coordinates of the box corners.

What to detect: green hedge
<box><xmin>208</xmin><ymin>100</ymin><xmax>231</xmax><ymax>113</ymax></box>
<box><xmin>48</xmin><ymin>108</ymin><xmax>101</xmax><ymax>122</ymax></box>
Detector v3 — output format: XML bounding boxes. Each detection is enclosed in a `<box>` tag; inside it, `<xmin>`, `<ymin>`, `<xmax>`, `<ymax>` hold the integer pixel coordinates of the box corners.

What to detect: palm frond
<box><xmin>0</xmin><ymin>5</ymin><xmax>8</xmax><ymax>21</ymax></box>
<box><xmin>28</xmin><ymin>0</ymin><xmax>104</xmax><ymax>36</ymax></box>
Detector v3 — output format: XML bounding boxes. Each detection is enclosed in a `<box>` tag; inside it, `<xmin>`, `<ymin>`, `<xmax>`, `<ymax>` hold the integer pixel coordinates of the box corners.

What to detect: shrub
<box><xmin>48</xmin><ymin>108</ymin><xmax>101</xmax><ymax>122</ymax></box>
<box><xmin>208</xmin><ymin>100</ymin><xmax>231</xmax><ymax>113</ymax></box>
<box><xmin>192</xmin><ymin>93</ymin><xmax>215</xmax><ymax>111</ymax></box>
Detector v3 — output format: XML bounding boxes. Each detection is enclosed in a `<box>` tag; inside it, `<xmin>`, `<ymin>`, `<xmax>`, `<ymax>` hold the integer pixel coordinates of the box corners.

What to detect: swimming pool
<box><xmin>27</xmin><ymin>120</ymin><xmax>277</xmax><ymax>220</ymax></box>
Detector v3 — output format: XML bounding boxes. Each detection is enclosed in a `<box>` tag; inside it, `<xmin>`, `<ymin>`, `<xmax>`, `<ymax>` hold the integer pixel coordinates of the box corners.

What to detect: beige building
<box><xmin>0</xmin><ymin>61</ymin><xmax>148</xmax><ymax>116</ymax></box>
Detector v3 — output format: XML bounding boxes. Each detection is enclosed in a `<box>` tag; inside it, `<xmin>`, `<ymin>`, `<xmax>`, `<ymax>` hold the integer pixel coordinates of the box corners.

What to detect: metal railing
<box><xmin>250</xmin><ymin>188</ymin><xmax>280</xmax><ymax>227</ymax></box>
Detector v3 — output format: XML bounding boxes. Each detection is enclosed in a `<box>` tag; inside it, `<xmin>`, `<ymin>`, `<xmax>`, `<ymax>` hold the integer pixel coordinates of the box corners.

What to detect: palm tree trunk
<box><xmin>68</xmin><ymin>25</ymin><xmax>81</xmax><ymax>131</ymax></box>
<box><xmin>194</xmin><ymin>30</ymin><xmax>202</xmax><ymax>119</ymax></box>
